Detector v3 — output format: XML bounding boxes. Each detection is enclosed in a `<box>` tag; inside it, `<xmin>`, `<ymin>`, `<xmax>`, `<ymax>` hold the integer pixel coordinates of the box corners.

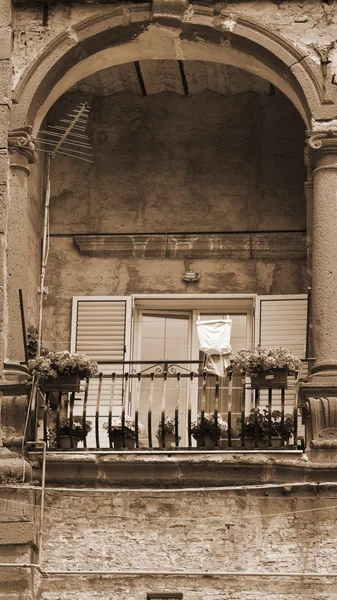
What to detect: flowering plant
<box><xmin>103</xmin><ymin>416</ymin><xmax>144</xmax><ymax>439</ymax></box>
<box><xmin>28</xmin><ymin>351</ymin><xmax>98</xmax><ymax>380</ymax></box>
<box><xmin>48</xmin><ymin>416</ymin><xmax>92</xmax><ymax>444</ymax></box>
<box><xmin>190</xmin><ymin>412</ymin><xmax>228</xmax><ymax>439</ymax></box>
<box><xmin>236</xmin><ymin>408</ymin><xmax>294</xmax><ymax>440</ymax></box>
<box><xmin>229</xmin><ymin>346</ymin><xmax>301</xmax><ymax>375</ymax></box>
<box><xmin>156</xmin><ymin>416</ymin><xmax>179</xmax><ymax>437</ymax></box>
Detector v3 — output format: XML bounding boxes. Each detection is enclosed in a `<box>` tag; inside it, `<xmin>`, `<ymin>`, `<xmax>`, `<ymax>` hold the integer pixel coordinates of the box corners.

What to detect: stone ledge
<box><xmin>28</xmin><ymin>450</ymin><xmax>337</xmax><ymax>488</ymax></box>
<box><xmin>73</xmin><ymin>231</ymin><xmax>306</xmax><ymax>259</ymax></box>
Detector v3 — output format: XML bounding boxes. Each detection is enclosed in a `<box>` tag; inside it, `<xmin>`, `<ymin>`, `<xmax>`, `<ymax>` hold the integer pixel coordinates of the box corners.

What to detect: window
<box><xmin>72</xmin><ymin>294</ymin><xmax>307</xmax><ymax>445</ymax></box>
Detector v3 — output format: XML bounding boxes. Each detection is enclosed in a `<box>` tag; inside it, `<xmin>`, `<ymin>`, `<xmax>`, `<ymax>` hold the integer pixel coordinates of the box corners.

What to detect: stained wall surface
<box><xmin>43</xmin><ymin>75</ymin><xmax>306</xmax><ymax>350</ymax></box>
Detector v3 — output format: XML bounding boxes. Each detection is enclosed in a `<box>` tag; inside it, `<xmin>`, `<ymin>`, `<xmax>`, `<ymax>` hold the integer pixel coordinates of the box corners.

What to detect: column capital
<box><xmin>305</xmin><ymin>127</ymin><xmax>337</xmax><ymax>170</ymax></box>
<box><xmin>8</xmin><ymin>126</ymin><xmax>37</xmax><ymax>175</ymax></box>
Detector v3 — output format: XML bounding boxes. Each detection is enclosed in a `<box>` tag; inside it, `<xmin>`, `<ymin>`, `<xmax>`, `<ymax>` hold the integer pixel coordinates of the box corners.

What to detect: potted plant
<box><xmin>103</xmin><ymin>416</ymin><xmax>144</xmax><ymax>450</ymax></box>
<box><xmin>229</xmin><ymin>346</ymin><xmax>301</xmax><ymax>389</ymax></box>
<box><xmin>190</xmin><ymin>412</ymin><xmax>228</xmax><ymax>449</ymax></box>
<box><xmin>156</xmin><ymin>416</ymin><xmax>181</xmax><ymax>449</ymax></box>
<box><xmin>48</xmin><ymin>416</ymin><xmax>92</xmax><ymax>449</ymax></box>
<box><xmin>28</xmin><ymin>350</ymin><xmax>99</xmax><ymax>392</ymax></box>
<box><xmin>236</xmin><ymin>408</ymin><xmax>294</xmax><ymax>448</ymax></box>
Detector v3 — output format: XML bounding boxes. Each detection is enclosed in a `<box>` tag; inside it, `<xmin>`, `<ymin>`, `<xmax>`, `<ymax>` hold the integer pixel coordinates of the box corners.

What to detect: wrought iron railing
<box><xmin>31</xmin><ymin>360</ymin><xmax>303</xmax><ymax>451</ymax></box>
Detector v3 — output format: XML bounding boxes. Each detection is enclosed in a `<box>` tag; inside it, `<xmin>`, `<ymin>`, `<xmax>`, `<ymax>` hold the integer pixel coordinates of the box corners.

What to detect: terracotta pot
<box><xmin>59</xmin><ymin>436</ymin><xmax>79</xmax><ymax>449</ymax></box>
<box><xmin>250</xmin><ymin>368</ymin><xmax>288</xmax><ymax>389</ymax></box>
<box><xmin>242</xmin><ymin>438</ymin><xmax>269</xmax><ymax>449</ymax></box>
<box><xmin>157</xmin><ymin>433</ymin><xmax>181</xmax><ymax>449</ymax></box>
<box><xmin>196</xmin><ymin>435</ymin><xmax>219</xmax><ymax>449</ymax></box>
<box><xmin>40</xmin><ymin>374</ymin><xmax>81</xmax><ymax>393</ymax></box>
<box><xmin>111</xmin><ymin>435</ymin><xmax>136</xmax><ymax>450</ymax></box>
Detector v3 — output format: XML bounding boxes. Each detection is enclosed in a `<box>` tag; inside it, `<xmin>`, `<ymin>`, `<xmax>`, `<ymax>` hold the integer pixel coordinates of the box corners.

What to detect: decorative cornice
<box><xmin>73</xmin><ymin>232</ymin><xmax>306</xmax><ymax>259</ymax></box>
<box><xmin>8</xmin><ymin>126</ymin><xmax>37</xmax><ymax>174</ymax></box>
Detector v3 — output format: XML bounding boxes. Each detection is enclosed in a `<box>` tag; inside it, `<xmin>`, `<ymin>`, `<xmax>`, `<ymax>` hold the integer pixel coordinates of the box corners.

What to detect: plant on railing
<box><xmin>28</xmin><ymin>350</ymin><xmax>99</xmax><ymax>379</ymax></box>
<box><xmin>157</xmin><ymin>416</ymin><xmax>179</xmax><ymax>436</ymax></box>
<box><xmin>156</xmin><ymin>416</ymin><xmax>180</xmax><ymax>448</ymax></box>
<box><xmin>236</xmin><ymin>408</ymin><xmax>294</xmax><ymax>441</ymax></box>
<box><xmin>103</xmin><ymin>416</ymin><xmax>144</xmax><ymax>450</ymax></box>
<box><xmin>48</xmin><ymin>416</ymin><xmax>92</xmax><ymax>448</ymax></box>
<box><xmin>229</xmin><ymin>346</ymin><xmax>301</xmax><ymax>375</ymax></box>
<box><xmin>191</xmin><ymin>412</ymin><xmax>228</xmax><ymax>440</ymax></box>
<box><xmin>26</xmin><ymin>326</ymin><xmax>49</xmax><ymax>360</ymax></box>
<box><xmin>103</xmin><ymin>416</ymin><xmax>144</xmax><ymax>439</ymax></box>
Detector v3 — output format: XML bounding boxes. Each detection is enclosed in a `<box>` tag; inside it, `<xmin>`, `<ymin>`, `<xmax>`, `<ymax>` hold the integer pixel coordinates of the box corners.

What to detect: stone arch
<box><xmin>11</xmin><ymin>4</ymin><xmax>333</xmax><ymax>132</ymax></box>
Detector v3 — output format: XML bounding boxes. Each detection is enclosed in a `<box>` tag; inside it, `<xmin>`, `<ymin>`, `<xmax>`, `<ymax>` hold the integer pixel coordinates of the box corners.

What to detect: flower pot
<box><xmin>157</xmin><ymin>434</ymin><xmax>181</xmax><ymax>449</ymax></box>
<box><xmin>111</xmin><ymin>435</ymin><xmax>136</xmax><ymax>450</ymax></box>
<box><xmin>196</xmin><ymin>435</ymin><xmax>219</xmax><ymax>449</ymax></box>
<box><xmin>242</xmin><ymin>438</ymin><xmax>269</xmax><ymax>450</ymax></box>
<box><xmin>250</xmin><ymin>368</ymin><xmax>288</xmax><ymax>389</ymax></box>
<box><xmin>40</xmin><ymin>374</ymin><xmax>81</xmax><ymax>393</ymax></box>
<box><xmin>59</xmin><ymin>436</ymin><xmax>79</xmax><ymax>449</ymax></box>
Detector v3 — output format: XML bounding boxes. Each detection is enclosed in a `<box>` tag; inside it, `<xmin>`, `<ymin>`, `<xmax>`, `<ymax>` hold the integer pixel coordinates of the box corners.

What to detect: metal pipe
<box><xmin>37</xmin><ymin>154</ymin><xmax>51</xmax><ymax>357</ymax></box>
<box><xmin>26</xmin><ymin>569</ymin><xmax>337</xmax><ymax>577</ymax></box>
<box><xmin>0</xmin><ymin>565</ymin><xmax>336</xmax><ymax>578</ymax></box>
<box><xmin>26</xmin><ymin>441</ymin><xmax>46</xmax><ymax>565</ymax></box>
<box><xmin>1</xmin><ymin>479</ymin><xmax>331</xmax><ymax>494</ymax></box>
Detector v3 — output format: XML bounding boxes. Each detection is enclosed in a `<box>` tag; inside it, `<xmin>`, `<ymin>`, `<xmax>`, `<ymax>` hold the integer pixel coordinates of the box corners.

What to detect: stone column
<box><xmin>7</xmin><ymin>128</ymin><xmax>37</xmax><ymax>364</ymax></box>
<box><xmin>305</xmin><ymin>129</ymin><xmax>337</xmax><ymax>379</ymax></box>
<box><xmin>300</xmin><ymin>129</ymin><xmax>337</xmax><ymax>457</ymax></box>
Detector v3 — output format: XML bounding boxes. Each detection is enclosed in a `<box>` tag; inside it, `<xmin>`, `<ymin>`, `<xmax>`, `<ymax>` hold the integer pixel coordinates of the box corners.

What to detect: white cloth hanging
<box><xmin>196</xmin><ymin>317</ymin><xmax>232</xmax><ymax>377</ymax></box>
<box><xmin>196</xmin><ymin>317</ymin><xmax>232</xmax><ymax>356</ymax></box>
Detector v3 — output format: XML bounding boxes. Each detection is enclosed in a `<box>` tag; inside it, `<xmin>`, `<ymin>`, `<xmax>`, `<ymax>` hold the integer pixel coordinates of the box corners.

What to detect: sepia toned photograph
<box><xmin>1</xmin><ymin>0</ymin><xmax>337</xmax><ymax>598</ymax></box>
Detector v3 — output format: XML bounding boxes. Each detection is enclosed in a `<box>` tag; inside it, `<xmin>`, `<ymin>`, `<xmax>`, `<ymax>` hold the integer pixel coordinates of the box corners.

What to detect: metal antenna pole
<box><xmin>34</xmin><ymin>102</ymin><xmax>93</xmax><ymax>356</ymax></box>
<box><xmin>37</xmin><ymin>154</ymin><xmax>51</xmax><ymax>358</ymax></box>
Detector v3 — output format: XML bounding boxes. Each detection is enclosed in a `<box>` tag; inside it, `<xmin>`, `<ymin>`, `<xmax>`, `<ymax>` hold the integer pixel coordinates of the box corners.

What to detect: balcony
<box><xmin>30</xmin><ymin>360</ymin><xmax>304</xmax><ymax>453</ymax></box>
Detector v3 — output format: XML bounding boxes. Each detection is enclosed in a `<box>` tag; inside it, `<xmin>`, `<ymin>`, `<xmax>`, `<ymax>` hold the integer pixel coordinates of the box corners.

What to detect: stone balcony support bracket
<box><xmin>306</xmin><ymin>397</ymin><xmax>337</xmax><ymax>449</ymax></box>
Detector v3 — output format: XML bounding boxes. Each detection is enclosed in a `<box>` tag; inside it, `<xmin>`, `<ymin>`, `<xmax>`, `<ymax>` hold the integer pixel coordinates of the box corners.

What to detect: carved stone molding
<box><xmin>305</xmin><ymin>128</ymin><xmax>337</xmax><ymax>169</ymax></box>
<box><xmin>73</xmin><ymin>231</ymin><xmax>306</xmax><ymax>259</ymax></box>
<box><xmin>8</xmin><ymin>126</ymin><xmax>37</xmax><ymax>175</ymax></box>
<box><xmin>306</xmin><ymin>397</ymin><xmax>337</xmax><ymax>449</ymax></box>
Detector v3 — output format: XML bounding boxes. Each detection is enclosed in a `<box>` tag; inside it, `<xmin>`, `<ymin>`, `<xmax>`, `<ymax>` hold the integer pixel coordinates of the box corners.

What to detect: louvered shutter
<box><xmin>255</xmin><ymin>294</ymin><xmax>308</xmax><ymax>418</ymax></box>
<box><xmin>71</xmin><ymin>298</ymin><xmax>132</xmax><ymax>436</ymax></box>
<box><xmin>255</xmin><ymin>295</ymin><xmax>308</xmax><ymax>359</ymax></box>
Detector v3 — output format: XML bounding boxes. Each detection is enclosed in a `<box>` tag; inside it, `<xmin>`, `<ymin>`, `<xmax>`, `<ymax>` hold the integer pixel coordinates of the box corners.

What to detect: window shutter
<box><xmin>255</xmin><ymin>295</ymin><xmax>308</xmax><ymax>358</ymax></box>
<box><xmin>71</xmin><ymin>297</ymin><xmax>132</xmax><ymax>430</ymax></box>
<box><xmin>74</xmin><ymin>298</ymin><xmax>131</xmax><ymax>361</ymax></box>
<box><xmin>255</xmin><ymin>294</ymin><xmax>308</xmax><ymax>416</ymax></box>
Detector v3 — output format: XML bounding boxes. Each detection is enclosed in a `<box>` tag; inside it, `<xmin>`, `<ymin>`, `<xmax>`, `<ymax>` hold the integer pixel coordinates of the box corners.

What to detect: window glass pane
<box><xmin>138</xmin><ymin>313</ymin><xmax>190</xmax><ymax>445</ymax></box>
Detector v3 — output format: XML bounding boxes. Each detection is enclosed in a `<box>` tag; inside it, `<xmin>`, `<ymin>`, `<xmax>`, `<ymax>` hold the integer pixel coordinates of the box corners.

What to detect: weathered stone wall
<box><xmin>0</xmin><ymin>457</ymin><xmax>35</xmax><ymax>600</ymax></box>
<box><xmin>37</xmin><ymin>482</ymin><xmax>337</xmax><ymax>599</ymax></box>
<box><xmin>11</xmin><ymin>1</ymin><xmax>337</xmax><ymax>88</ymax></box>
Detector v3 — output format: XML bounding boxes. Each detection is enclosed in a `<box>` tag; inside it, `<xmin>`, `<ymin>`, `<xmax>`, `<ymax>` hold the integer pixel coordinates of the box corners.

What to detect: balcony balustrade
<box><xmin>30</xmin><ymin>360</ymin><xmax>304</xmax><ymax>451</ymax></box>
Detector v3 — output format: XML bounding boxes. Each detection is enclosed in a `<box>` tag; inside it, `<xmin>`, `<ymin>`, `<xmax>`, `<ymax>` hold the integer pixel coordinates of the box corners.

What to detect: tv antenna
<box><xmin>35</xmin><ymin>102</ymin><xmax>94</xmax><ymax>356</ymax></box>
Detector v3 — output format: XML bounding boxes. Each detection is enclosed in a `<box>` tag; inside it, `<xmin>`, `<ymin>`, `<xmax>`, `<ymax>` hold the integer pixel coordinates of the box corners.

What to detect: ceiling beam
<box><xmin>134</xmin><ymin>61</ymin><xmax>147</xmax><ymax>96</ymax></box>
<box><xmin>178</xmin><ymin>60</ymin><xmax>189</xmax><ymax>95</ymax></box>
